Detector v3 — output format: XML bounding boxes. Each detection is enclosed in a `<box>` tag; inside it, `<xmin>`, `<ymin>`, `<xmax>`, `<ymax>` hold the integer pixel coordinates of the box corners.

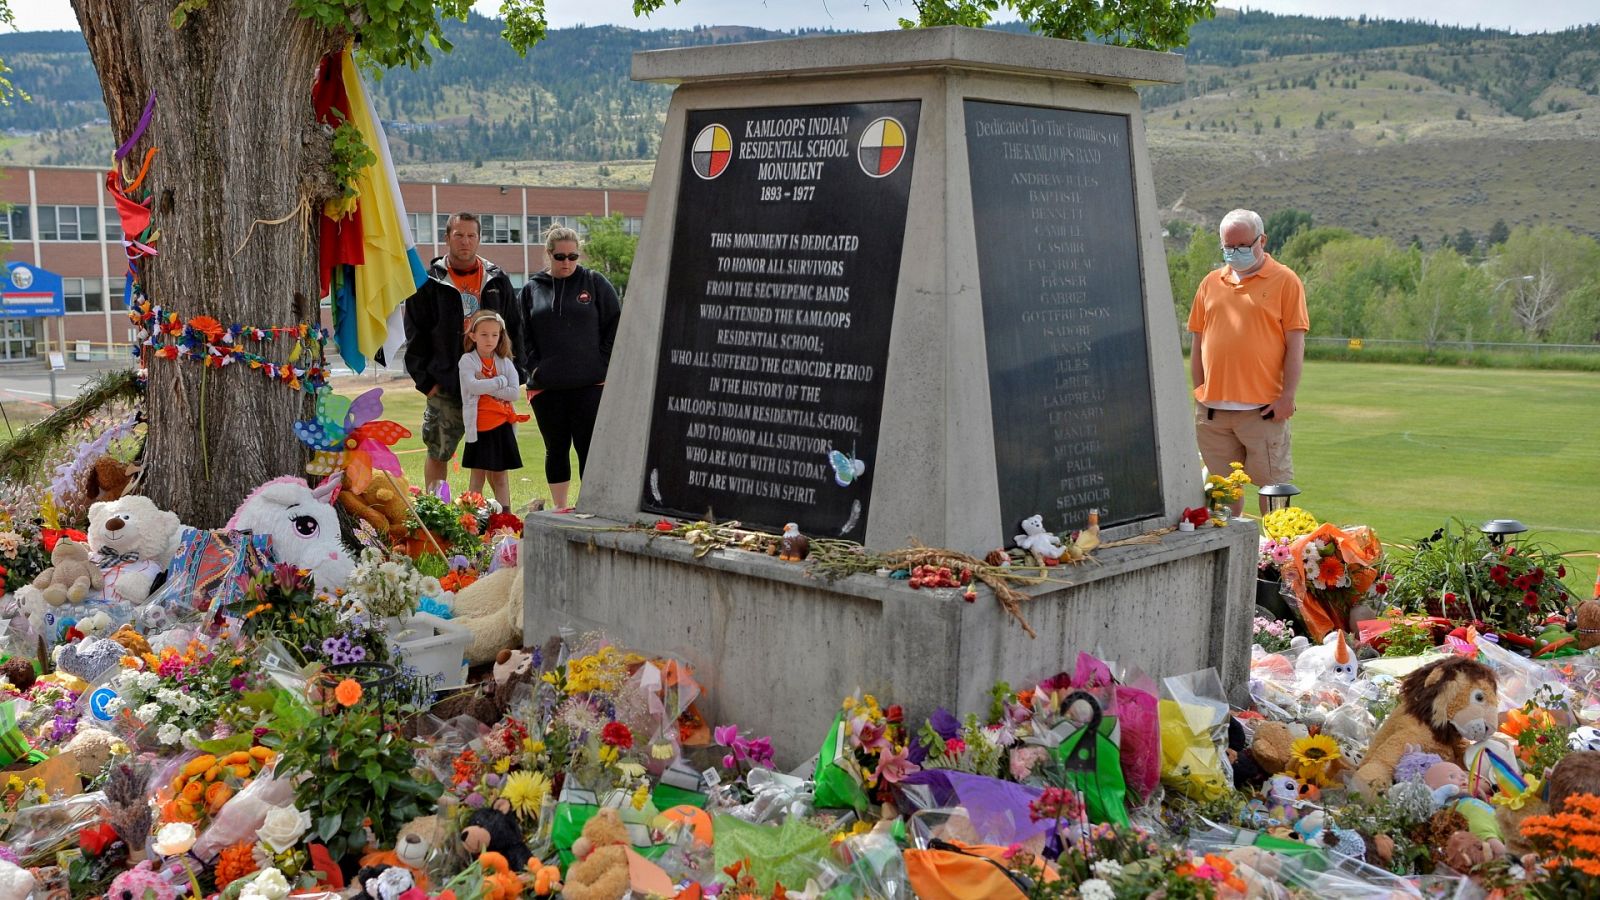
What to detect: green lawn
<box><xmin>344</xmin><ymin>362</ymin><xmax>1600</xmax><ymax>594</ymax></box>
<box><xmin>338</xmin><ymin>380</ymin><xmax>579</xmax><ymax>512</ymax></box>
<box><xmin>1253</xmin><ymin>361</ymin><xmax>1600</xmax><ymax>594</ymax></box>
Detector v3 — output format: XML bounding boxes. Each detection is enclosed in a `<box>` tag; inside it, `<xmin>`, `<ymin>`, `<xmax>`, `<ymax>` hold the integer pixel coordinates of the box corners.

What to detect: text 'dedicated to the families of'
<box><xmin>965</xmin><ymin>100</ymin><xmax>1162</xmax><ymax>539</ymax></box>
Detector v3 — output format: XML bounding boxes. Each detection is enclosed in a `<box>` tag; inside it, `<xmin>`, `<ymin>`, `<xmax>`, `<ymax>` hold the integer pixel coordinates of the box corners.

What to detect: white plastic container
<box><xmin>384</xmin><ymin>612</ymin><xmax>471</xmax><ymax>689</ymax></box>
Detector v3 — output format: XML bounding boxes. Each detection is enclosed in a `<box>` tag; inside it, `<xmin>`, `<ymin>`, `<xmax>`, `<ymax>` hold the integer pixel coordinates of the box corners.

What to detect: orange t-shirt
<box><xmin>1187</xmin><ymin>253</ymin><xmax>1309</xmax><ymax>405</ymax></box>
<box><xmin>474</xmin><ymin>355</ymin><xmax>527</xmax><ymax>432</ymax></box>
<box><xmin>448</xmin><ymin>261</ymin><xmax>485</xmax><ymax>320</ymax></box>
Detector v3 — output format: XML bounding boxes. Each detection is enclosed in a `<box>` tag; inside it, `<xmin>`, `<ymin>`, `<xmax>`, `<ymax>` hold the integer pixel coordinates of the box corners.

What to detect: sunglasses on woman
<box><xmin>551</xmin><ymin>253</ymin><xmax>580</xmax><ymax>262</ymax></box>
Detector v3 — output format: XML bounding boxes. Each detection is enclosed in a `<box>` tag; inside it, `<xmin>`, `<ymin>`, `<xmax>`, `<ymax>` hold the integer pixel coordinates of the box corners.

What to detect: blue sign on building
<box><xmin>1</xmin><ymin>262</ymin><xmax>65</xmax><ymax>317</ymax></box>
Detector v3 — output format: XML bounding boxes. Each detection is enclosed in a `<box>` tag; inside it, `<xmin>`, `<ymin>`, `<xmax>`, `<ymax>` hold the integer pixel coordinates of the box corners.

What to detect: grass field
<box><xmin>335</xmin><ymin>360</ymin><xmax>1600</xmax><ymax>595</ymax></box>
<box><xmin>1264</xmin><ymin>361</ymin><xmax>1600</xmax><ymax>594</ymax></box>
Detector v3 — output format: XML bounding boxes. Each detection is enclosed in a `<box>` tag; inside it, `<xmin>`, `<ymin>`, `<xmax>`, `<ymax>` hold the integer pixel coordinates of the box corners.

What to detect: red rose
<box><xmin>79</xmin><ymin>822</ymin><xmax>119</xmax><ymax>856</ymax></box>
<box><xmin>601</xmin><ymin>721</ymin><xmax>634</xmax><ymax>749</ymax></box>
<box><xmin>1375</xmin><ymin>583</ymin><xmax>1388</xmax><ymax>595</ymax></box>
<box><xmin>1443</xmin><ymin>592</ymin><xmax>1457</xmax><ymax>602</ymax></box>
<box><xmin>1558</xmin><ymin>565</ymin><xmax>1567</xmax><ymax>578</ymax></box>
<box><xmin>885</xmin><ymin>705</ymin><xmax>904</xmax><ymax>724</ymax></box>
<box><xmin>654</xmin><ymin>519</ymin><xmax>674</xmax><ymax>532</ymax></box>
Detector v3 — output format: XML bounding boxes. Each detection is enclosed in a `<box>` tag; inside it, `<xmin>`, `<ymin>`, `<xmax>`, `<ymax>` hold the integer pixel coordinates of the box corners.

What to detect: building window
<box><xmin>0</xmin><ymin>207</ymin><xmax>29</xmax><ymax>242</ymax></box>
<box><xmin>623</xmin><ymin>217</ymin><xmax>644</xmax><ymax>236</ymax></box>
<box><xmin>36</xmin><ymin>205</ymin><xmax>101</xmax><ymax>242</ymax></box>
<box><xmin>526</xmin><ymin>215</ymin><xmax>582</xmax><ymax>243</ymax></box>
<box><xmin>105</xmin><ymin>208</ymin><xmax>123</xmax><ymax>243</ymax></box>
<box><xmin>63</xmin><ymin>277</ymin><xmax>105</xmax><ymax>314</ymax></box>
<box><xmin>480</xmin><ymin>214</ymin><xmax>520</xmax><ymax>244</ymax></box>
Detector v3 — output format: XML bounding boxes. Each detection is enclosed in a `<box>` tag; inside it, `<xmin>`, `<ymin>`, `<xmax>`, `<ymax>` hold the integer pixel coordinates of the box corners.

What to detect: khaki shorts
<box><xmin>422</xmin><ymin>392</ymin><xmax>466</xmax><ymax>462</ymax></box>
<box><xmin>1195</xmin><ymin>405</ymin><xmax>1294</xmax><ymax>486</ymax></box>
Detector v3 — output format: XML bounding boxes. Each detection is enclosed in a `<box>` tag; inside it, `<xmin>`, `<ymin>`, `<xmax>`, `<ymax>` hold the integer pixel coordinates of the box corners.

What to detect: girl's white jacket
<box><xmin>457</xmin><ymin>352</ymin><xmax>522</xmax><ymax>442</ymax></box>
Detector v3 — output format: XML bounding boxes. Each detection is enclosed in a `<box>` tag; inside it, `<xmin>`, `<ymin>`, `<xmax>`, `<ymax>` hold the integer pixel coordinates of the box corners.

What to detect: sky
<box><xmin>12</xmin><ymin>0</ymin><xmax>1598</xmax><ymax>36</ymax></box>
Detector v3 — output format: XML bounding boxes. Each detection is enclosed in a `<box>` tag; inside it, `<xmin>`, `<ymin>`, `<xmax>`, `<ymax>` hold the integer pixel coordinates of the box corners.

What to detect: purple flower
<box><xmin>908</xmin><ymin>732</ymin><xmax>929</xmax><ymax>766</ymax></box>
<box><xmin>929</xmin><ymin>707</ymin><xmax>960</xmax><ymax>741</ymax></box>
<box><xmin>723</xmin><ymin>754</ymin><xmax>737</xmax><ymax>770</ymax></box>
<box><xmin>713</xmin><ymin>724</ymin><xmax>739</xmax><ymax>747</ymax></box>
<box><xmin>485</xmin><ymin>773</ymin><xmax>503</xmax><ymax>789</ymax></box>
<box><xmin>464</xmin><ymin>792</ymin><xmax>485</xmax><ymax>809</ymax></box>
<box><xmin>738</xmin><ymin>736</ymin><xmax>774</xmax><ymax>769</ymax></box>
<box><xmin>229</xmin><ymin>676</ymin><xmax>247</xmax><ymax>691</ymax></box>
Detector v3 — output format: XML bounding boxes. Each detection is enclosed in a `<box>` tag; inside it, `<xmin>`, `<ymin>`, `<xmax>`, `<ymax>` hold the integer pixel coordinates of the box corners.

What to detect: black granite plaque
<box><xmin>641</xmin><ymin>101</ymin><xmax>920</xmax><ymax>539</ymax></box>
<box><xmin>965</xmin><ymin>100</ymin><xmax>1161</xmax><ymax>538</ymax></box>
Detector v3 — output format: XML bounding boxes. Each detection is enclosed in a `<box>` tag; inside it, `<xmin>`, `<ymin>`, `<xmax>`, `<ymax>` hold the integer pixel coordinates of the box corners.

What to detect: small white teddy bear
<box><xmin>1013</xmin><ymin>514</ymin><xmax>1066</xmax><ymax>562</ymax></box>
<box><xmin>88</xmin><ymin>495</ymin><xmax>183</xmax><ymax>605</ymax></box>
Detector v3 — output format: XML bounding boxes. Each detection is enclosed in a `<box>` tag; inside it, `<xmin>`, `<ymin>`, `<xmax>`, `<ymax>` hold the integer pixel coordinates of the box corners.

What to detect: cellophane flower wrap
<box><xmin>1281</xmin><ymin>522</ymin><xmax>1383</xmax><ymax>641</ymax></box>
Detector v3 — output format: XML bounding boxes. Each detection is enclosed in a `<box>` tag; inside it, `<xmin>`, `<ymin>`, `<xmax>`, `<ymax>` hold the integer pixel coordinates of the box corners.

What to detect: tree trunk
<box><xmin>72</xmin><ymin>0</ymin><xmax>340</xmax><ymax>527</ymax></box>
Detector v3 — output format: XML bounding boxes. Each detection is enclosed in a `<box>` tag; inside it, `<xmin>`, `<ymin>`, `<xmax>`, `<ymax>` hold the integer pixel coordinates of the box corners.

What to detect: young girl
<box><xmin>458</xmin><ymin>310</ymin><xmax>528</xmax><ymax>508</ymax></box>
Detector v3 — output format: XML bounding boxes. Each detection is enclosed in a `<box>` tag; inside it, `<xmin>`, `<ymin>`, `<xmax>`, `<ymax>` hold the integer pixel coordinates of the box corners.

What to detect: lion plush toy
<box><xmin>1353</xmin><ymin>656</ymin><xmax>1499</xmax><ymax>797</ymax></box>
<box><xmin>561</xmin><ymin>808</ymin><xmax>631</xmax><ymax>900</ymax></box>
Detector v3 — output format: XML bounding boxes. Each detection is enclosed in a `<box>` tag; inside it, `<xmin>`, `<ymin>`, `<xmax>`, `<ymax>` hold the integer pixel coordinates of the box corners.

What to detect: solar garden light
<box><xmin>1480</xmin><ymin>518</ymin><xmax>1529</xmax><ymax>547</ymax></box>
<box><xmin>1258</xmin><ymin>483</ymin><xmax>1301</xmax><ymax>513</ymax></box>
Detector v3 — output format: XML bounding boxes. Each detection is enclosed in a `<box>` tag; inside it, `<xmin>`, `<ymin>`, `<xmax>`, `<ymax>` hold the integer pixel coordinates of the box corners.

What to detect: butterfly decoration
<box><xmin>826</xmin><ymin>444</ymin><xmax>868</xmax><ymax>487</ymax></box>
<box><xmin>293</xmin><ymin>387</ymin><xmax>410</xmax><ymax>493</ymax></box>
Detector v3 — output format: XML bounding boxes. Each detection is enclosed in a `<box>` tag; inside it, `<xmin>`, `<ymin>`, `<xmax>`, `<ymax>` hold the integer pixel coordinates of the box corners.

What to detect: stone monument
<box><xmin>523</xmin><ymin>27</ymin><xmax>1257</xmax><ymax>763</ymax></box>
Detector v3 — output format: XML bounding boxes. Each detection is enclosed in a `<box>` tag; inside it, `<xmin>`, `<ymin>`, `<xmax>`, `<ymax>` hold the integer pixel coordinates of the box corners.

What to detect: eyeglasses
<box><xmin>1221</xmin><ymin>236</ymin><xmax>1261</xmax><ymax>252</ymax></box>
<box><xmin>550</xmin><ymin>253</ymin><xmax>580</xmax><ymax>262</ymax></box>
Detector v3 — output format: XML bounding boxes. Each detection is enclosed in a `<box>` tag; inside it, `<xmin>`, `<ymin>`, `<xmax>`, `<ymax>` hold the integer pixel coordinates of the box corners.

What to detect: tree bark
<box><xmin>72</xmin><ymin>0</ymin><xmax>340</xmax><ymax>527</ymax></box>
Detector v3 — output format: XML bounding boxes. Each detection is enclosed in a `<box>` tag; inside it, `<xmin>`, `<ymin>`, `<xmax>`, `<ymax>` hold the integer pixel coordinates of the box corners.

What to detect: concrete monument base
<box><xmin>523</xmin><ymin>510</ymin><xmax>1257</xmax><ymax>768</ymax></box>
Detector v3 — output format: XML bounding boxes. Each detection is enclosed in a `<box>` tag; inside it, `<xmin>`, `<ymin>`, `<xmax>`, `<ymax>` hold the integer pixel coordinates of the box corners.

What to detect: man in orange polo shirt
<box><xmin>1187</xmin><ymin>208</ymin><xmax>1308</xmax><ymax>515</ymax></box>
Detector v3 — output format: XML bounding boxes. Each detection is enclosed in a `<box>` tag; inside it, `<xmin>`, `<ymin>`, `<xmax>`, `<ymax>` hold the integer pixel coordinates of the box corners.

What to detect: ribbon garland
<box><xmin>128</xmin><ymin>298</ymin><xmax>331</xmax><ymax>394</ymax></box>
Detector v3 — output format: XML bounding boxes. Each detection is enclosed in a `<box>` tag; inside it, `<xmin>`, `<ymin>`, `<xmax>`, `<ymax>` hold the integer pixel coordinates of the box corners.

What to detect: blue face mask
<box><xmin>1223</xmin><ymin>243</ymin><xmax>1258</xmax><ymax>270</ymax></box>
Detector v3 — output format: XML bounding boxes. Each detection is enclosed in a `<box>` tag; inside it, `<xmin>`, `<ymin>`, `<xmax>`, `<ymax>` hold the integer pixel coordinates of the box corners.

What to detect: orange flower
<box><xmin>334</xmin><ymin>678</ymin><xmax>363</xmax><ymax>707</ymax></box>
<box><xmin>215</xmin><ymin>841</ymin><xmax>258</xmax><ymax>887</ymax></box>
<box><xmin>187</xmin><ymin>315</ymin><xmax>225</xmax><ymax>343</ymax></box>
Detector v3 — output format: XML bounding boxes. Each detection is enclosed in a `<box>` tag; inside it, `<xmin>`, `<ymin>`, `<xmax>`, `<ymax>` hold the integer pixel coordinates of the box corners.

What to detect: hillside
<box><xmin>1</xmin><ymin>10</ymin><xmax>1597</xmax><ymax>244</ymax></box>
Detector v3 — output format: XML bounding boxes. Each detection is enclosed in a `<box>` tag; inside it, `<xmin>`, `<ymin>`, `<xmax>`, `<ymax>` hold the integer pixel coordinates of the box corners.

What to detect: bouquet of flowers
<box><xmin>343</xmin><ymin>547</ymin><xmax>441</xmax><ymax>620</ymax></box>
<box><xmin>1261</xmin><ymin>505</ymin><xmax>1319</xmax><ymax>541</ymax></box>
<box><xmin>1203</xmin><ymin>461</ymin><xmax>1252</xmax><ymax>511</ymax></box>
<box><xmin>103</xmin><ymin>639</ymin><xmax>267</xmax><ymax>748</ymax></box>
<box><xmin>1386</xmin><ymin>519</ymin><xmax>1573</xmax><ymax>636</ymax></box>
<box><xmin>227</xmin><ymin>564</ymin><xmax>388</xmax><ymax>667</ymax></box>
<box><xmin>1252</xmin><ymin>616</ymin><xmax>1296</xmax><ymax>653</ymax></box>
<box><xmin>1280</xmin><ymin>522</ymin><xmax>1384</xmax><ymax>640</ymax></box>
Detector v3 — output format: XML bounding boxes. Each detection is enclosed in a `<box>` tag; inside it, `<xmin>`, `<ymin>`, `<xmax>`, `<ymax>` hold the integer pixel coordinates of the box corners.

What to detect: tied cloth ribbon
<box><xmin>93</xmin><ymin>547</ymin><xmax>143</xmax><ymax>567</ymax></box>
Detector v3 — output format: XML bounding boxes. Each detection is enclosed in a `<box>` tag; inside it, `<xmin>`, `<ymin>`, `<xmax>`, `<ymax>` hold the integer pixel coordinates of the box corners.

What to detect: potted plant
<box><xmin>1386</xmin><ymin>519</ymin><xmax>1573</xmax><ymax>640</ymax></box>
<box><xmin>273</xmin><ymin>677</ymin><xmax>443</xmax><ymax>864</ymax></box>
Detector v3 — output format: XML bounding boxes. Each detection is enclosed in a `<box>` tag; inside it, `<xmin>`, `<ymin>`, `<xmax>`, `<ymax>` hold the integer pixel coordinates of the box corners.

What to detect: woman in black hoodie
<box><xmin>519</xmin><ymin>225</ymin><xmax>621</xmax><ymax>511</ymax></box>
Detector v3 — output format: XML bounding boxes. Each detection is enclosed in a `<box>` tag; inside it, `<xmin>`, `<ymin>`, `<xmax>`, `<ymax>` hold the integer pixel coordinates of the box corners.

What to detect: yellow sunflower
<box><xmin>1288</xmin><ymin>734</ymin><xmax>1342</xmax><ymax>787</ymax></box>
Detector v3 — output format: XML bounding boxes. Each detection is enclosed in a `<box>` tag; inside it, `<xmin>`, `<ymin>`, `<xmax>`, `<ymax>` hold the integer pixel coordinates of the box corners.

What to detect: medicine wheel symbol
<box><xmin>857</xmin><ymin>117</ymin><xmax>908</xmax><ymax>178</ymax></box>
<box><xmin>691</xmin><ymin>124</ymin><xmax>732</xmax><ymax>180</ymax></box>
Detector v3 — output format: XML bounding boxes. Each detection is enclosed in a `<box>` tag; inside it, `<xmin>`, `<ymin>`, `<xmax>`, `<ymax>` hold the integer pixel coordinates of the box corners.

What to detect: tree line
<box><xmin>1168</xmin><ymin>216</ymin><xmax>1600</xmax><ymax>346</ymax></box>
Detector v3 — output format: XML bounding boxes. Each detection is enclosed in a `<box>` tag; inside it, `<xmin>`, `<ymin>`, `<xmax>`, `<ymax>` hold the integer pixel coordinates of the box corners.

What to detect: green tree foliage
<box><xmin>1494</xmin><ymin>225</ymin><xmax>1600</xmax><ymax>339</ymax></box>
<box><xmin>1274</xmin><ymin>226</ymin><xmax>1352</xmax><ymax>274</ymax></box>
<box><xmin>637</xmin><ymin>0</ymin><xmax>1218</xmax><ymax>52</ymax></box>
<box><xmin>1303</xmin><ymin>236</ymin><xmax>1415</xmax><ymax>337</ymax></box>
<box><xmin>1167</xmin><ymin>226</ymin><xmax>1221</xmax><ymax>328</ymax></box>
<box><xmin>1263</xmin><ymin>209</ymin><xmax>1313</xmax><ymax>252</ymax></box>
<box><xmin>1386</xmin><ymin>247</ymin><xmax>1493</xmax><ymax>349</ymax></box>
<box><xmin>1487</xmin><ymin>218</ymin><xmax>1511</xmax><ymax>247</ymax></box>
<box><xmin>577</xmin><ymin>212</ymin><xmax>638</xmax><ymax>298</ymax></box>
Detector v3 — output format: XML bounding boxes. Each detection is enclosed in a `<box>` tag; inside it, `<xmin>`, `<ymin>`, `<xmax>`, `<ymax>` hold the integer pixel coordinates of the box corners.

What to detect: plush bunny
<box><xmin>228</xmin><ymin>475</ymin><xmax>353</xmax><ymax>589</ymax></box>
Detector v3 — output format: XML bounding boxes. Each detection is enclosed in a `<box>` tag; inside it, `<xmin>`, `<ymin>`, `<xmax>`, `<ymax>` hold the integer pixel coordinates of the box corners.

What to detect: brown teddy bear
<box><xmin>359</xmin><ymin>814</ymin><xmax>447</xmax><ymax>891</ymax></box>
<box><xmin>1353</xmin><ymin>656</ymin><xmax>1499</xmax><ymax>797</ymax></box>
<box><xmin>84</xmin><ymin>456</ymin><xmax>132</xmax><ymax>505</ymax></box>
<box><xmin>29</xmin><ymin>539</ymin><xmax>103</xmax><ymax>606</ymax></box>
<box><xmin>339</xmin><ymin>471</ymin><xmax>416</xmax><ymax>546</ymax></box>
<box><xmin>561</xmin><ymin>808</ymin><xmax>631</xmax><ymax>900</ymax></box>
<box><xmin>1577</xmin><ymin>599</ymin><xmax>1600</xmax><ymax>651</ymax></box>
<box><xmin>1249</xmin><ymin>720</ymin><xmax>1307</xmax><ymax>775</ymax></box>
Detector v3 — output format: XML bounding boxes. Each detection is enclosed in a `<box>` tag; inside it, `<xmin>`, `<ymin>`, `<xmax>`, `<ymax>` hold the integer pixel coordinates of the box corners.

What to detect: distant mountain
<box><xmin>1</xmin><ymin>10</ymin><xmax>1596</xmax><ymax>243</ymax></box>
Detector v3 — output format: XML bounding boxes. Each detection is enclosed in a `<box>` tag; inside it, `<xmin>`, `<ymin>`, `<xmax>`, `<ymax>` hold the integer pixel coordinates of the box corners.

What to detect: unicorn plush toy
<box><xmin>228</xmin><ymin>475</ymin><xmax>353</xmax><ymax>589</ymax></box>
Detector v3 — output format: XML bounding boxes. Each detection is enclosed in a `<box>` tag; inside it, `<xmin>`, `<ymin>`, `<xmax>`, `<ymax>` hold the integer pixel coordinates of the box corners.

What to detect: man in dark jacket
<box><xmin>403</xmin><ymin>212</ymin><xmax>524</xmax><ymax>492</ymax></box>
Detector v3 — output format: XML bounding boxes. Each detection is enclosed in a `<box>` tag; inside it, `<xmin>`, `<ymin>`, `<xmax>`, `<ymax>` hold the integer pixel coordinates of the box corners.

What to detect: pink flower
<box><xmin>713</xmin><ymin>724</ymin><xmax>739</xmax><ymax>747</ymax></box>
<box><xmin>945</xmin><ymin>737</ymin><xmax>967</xmax><ymax>755</ymax></box>
<box><xmin>853</xmin><ymin>718</ymin><xmax>886</xmax><ymax>750</ymax></box>
<box><xmin>1009</xmin><ymin>746</ymin><xmax>1047</xmax><ymax>780</ymax></box>
<box><xmin>872</xmin><ymin>743</ymin><xmax>917</xmax><ymax>785</ymax></box>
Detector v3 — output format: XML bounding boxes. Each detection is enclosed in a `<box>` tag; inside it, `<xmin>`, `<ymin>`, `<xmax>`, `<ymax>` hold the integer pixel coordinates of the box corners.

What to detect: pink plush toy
<box><xmin>106</xmin><ymin>860</ymin><xmax>176</xmax><ymax>900</ymax></box>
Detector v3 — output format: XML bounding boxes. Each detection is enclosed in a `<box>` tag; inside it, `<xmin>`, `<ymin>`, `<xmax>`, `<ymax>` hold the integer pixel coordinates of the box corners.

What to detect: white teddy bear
<box><xmin>88</xmin><ymin>495</ymin><xmax>183</xmax><ymax>605</ymax></box>
<box><xmin>1013</xmin><ymin>514</ymin><xmax>1066</xmax><ymax>562</ymax></box>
